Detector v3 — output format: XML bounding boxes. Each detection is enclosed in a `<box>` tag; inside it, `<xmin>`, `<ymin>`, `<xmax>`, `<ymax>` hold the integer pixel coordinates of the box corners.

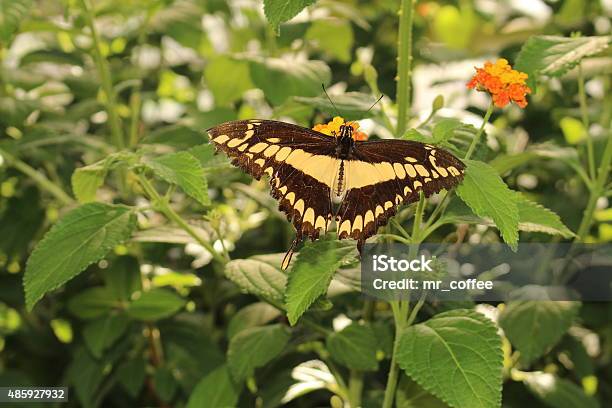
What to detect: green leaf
<box><xmin>144</xmin><ymin>151</ymin><xmax>210</xmax><ymax>206</ymax></box>
<box><xmin>127</xmin><ymin>289</ymin><xmax>186</xmax><ymax>320</ymax></box>
<box><xmin>116</xmin><ymin>358</ymin><xmax>146</xmax><ymax>398</ymax></box>
<box><xmin>227</xmin><ymin>324</ymin><xmax>290</xmax><ymax>381</ymax></box>
<box><xmin>225</xmin><ymin>258</ymin><xmax>287</xmax><ymax>303</ymax></box>
<box><xmin>515</xmin><ymin>193</ymin><xmax>574</xmax><ymax>238</ymax></box>
<box><xmin>294</xmin><ymin>92</ymin><xmax>380</xmax><ymax>120</ymax></box>
<box><xmin>0</xmin><ymin>0</ymin><xmax>33</xmax><ymax>43</ymax></box>
<box><xmin>263</xmin><ymin>0</ymin><xmax>317</xmax><ymax>32</ymax></box>
<box><xmin>104</xmin><ymin>256</ymin><xmax>142</xmax><ymax>301</ymax></box>
<box><xmin>24</xmin><ymin>203</ymin><xmax>137</xmax><ymax>310</ymax></box>
<box><xmin>515</xmin><ymin>35</ymin><xmax>611</xmax><ymax>90</ymax></box>
<box><xmin>523</xmin><ymin>372</ymin><xmax>598</xmax><ymax>408</ymax></box>
<box><xmin>305</xmin><ymin>19</ymin><xmax>354</xmax><ymax>63</ymax></box>
<box><xmin>248</xmin><ymin>57</ymin><xmax>331</xmax><ymax>106</ymax></box>
<box><xmin>188</xmin><ymin>143</ymin><xmax>230</xmax><ymax>171</ymax></box>
<box><xmin>71</xmin><ymin>162</ymin><xmax>106</xmax><ymax>204</ymax></box>
<box><xmin>285</xmin><ymin>239</ymin><xmax>356</xmax><ymax>325</ymax></box>
<box><xmin>456</xmin><ymin>160</ymin><xmax>519</xmax><ymax>248</ymax></box>
<box><xmin>153</xmin><ymin>367</ymin><xmax>178</xmax><ymax>402</ymax></box>
<box><xmin>396</xmin><ymin>375</ymin><xmax>448</xmax><ymax>408</ymax></box>
<box><xmin>203</xmin><ymin>57</ymin><xmax>253</xmax><ymax>106</ymax></box>
<box><xmin>187</xmin><ymin>365</ymin><xmax>241</xmax><ymax>408</ymax></box>
<box><xmin>67</xmin><ymin>287</ymin><xmax>119</xmax><ymax>320</ymax></box>
<box><xmin>397</xmin><ymin>309</ymin><xmax>503</xmax><ymax>408</ymax></box>
<box><xmin>499</xmin><ymin>301</ymin><xmax>579</xmax><ymax>363</ymax></box>
<box><xmin>83</xmin><ymin>314</ymin><xmax>130</xmax><ymax>358</ymax></box>
<box><xmin>227</xmin><ymin>302</ymin><xmax>282</xmax><ymax>339</ymax></box>
<box><xmin>326</xmin><ymin>323</ymin><xmax>378</xmax><ymax>371</ymax></box>
<box><xmin>432</xmin><ymin>118</ymin><xmax>462</xmax><ymax>143</ymax></box>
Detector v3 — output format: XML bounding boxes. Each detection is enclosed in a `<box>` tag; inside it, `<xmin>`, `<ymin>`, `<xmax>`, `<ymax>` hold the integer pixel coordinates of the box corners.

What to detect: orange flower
<box><xmin>312</xmin><ymin>116</ymin><xmax>369</xmax><ymax>141</ymax></box>
<box><xmin>467</xmin><ymin>58</ymin><xmax>531</xmax><ymax>108</ymax></box>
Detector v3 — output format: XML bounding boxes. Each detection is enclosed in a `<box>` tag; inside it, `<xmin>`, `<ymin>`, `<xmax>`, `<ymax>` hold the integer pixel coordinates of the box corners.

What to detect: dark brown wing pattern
<box><xmin>336</xmin><ymin>139</ymin><xmax>465</xmax><ymax>251</ymax></box>
<box><xmin>208</xmin><ymin>119</ymin><xmax>465</xmax><ymax>269</ymax></box>
<box><xmin>207</xmin><ymin>120</ymin><xmax>339</xmax><ymax>268</ymax></box>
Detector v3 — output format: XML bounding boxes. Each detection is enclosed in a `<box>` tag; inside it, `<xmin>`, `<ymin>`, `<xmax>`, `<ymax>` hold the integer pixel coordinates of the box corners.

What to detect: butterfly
<box><xmin>207</xmin><ymin>118</ymin><xmax>465</xmax><ymax>270</ymax></box>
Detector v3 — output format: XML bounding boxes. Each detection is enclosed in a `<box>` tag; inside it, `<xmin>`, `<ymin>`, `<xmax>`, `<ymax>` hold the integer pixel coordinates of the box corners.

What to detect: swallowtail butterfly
<box><xmin>208</xmin><ymin>119</ymin><xmax>465</xmax><ymax>270</ymax></box>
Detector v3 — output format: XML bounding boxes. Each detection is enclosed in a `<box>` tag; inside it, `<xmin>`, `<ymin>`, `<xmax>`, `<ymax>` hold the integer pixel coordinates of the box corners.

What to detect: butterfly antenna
<box><xmin>321</xmin><ymin>84</ymin><xmax>342</xmax><ymax>118</ymax></box>
<box><xmin>365</xmin><ymin>94</ymin><xmax>384</xmax><ymax>114</ymax></box>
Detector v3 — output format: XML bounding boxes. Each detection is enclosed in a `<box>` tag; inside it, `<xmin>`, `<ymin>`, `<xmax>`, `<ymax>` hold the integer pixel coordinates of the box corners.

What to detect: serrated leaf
<box><xmin>225</xmin><ymin>258</ymin><xmax>287</xmax><ymax>303</ymax></box>
<box><xmin>263</xmin><ymin>0</ymin><xmax>317</xmax><ymax>32</ymax></box>
<box><xmin>499</xmin><ymin>301</ymin><xmax>579</xmax><ymax>363</ymax></box>
<box><xmin>24</xmin><ymin>203</ymin><xmax>137</xmax><ymax>310</ymax></box>
<box><xmin>227</xmin><ymin>302</ymin><xmax>281</xmax><ymax>339</ymax></box>
<box><xmin>188</xmin><ymin>143</ymin><xmax>230</xmax><ymax>171</ymax></box>
<box><xmin>515</xmin><ymin>193</ymin><xmax>574</xmax><ymax>238</ymax></box>
<box><xmin>396</xmin><ymin>375</ymin><xmax>448</xmax><ymax>408</ymax></box>
<box><xmin>456</xmin><ymin>160</ymin><xmax>519</xmax><ymax>247</ymax></box>
<box><xmin>227</xmin><ymin>324</ymin><xmax>290</xmax><ymax>381</ymax></box>
<box><xmin>144</xmin><ymin>151</ymin><xmax>209</xmax><ymax>206</ymax></box>
<box><xmin>397</xmin><ymin>309</ymin><xmax>503</xmax><ymax>408</ymax></box>
<box><xmin>516</xmin><ymin>35</ymin><xmax>611</xmax><ymax>90</ymax></box>
<box><xmin>326</xmin><ymin>323</ymin><xmax>378</xmax><ymax>371</ymax></box>
<box><xmin>523</xmin><ymin>372</ymin><xmax>598</xmax><ymax>408</ymax></box>
<box><xmin>248</xmin><ymin>57</ymin><xmax>331</xmax><ymax>106</ymax></box>
<box><xmin>127</xmin><ymin>289</ymin><xmax>186</xmax><ymax>320</ymax></box>
<box><xmin>187</xmin><ymin>365</ymin><xmax>241</xmax><ymax>408</ymax></box>
<box><xmin>0</xmin><ymin>0</ymin><xmax>33</xmax><ymax>43</ymax></box>
<box><xmin>83</xmin><ymin>314</ymin><xmax>130</xmax><ymax>358</ymax></box>
<box><xmin>294</xmin><ymin>92</ymin><xmax>379</xmax><ymax>120</ymax></box>
<box><xmin>285</xmin><ymin>240</ymin><xmax>356</xmax><ymax>325</ymax></box>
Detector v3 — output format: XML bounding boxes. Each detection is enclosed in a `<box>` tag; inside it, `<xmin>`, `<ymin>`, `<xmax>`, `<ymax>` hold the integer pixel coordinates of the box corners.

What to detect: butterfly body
<box><xmin>207</xmin><ymin>119</ymin><xmax>465</xmax><ymax>269</ymax></box>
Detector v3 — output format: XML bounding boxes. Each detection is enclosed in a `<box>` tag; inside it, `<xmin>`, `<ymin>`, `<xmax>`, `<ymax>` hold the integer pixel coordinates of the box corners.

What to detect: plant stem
<box><xmin>578</xmin><ymin>64</ymin><xmax>595</xmax><ymax>180</ymax></box>
<box><xmin>79</xmin><ymin>0</ymin><xmax>125</xmax><ymax>150</ymax></box>
<box><xmin>0</xmin><ymin>148</ymin><xmax>74</xmax><ymax>205</ymax></box>
<box><xmin>348</xmin><ymin>370</ymin><xmax>364</xmax><ymax>408</ymax></box>
<box><xmin>382</xmin><ymin>301</ymin><xmax>409</xmax><ymax>408</ymax></box>
<box><xmin>395</xmin><ymin>0</ymin><xmax>415</xmax><ymax>137</ymax></box>
<box><xmin>465</xmin><ymin>102</ymin><xmax>494</xmax><ymax>160</ymax></box>
<box><xmin>138</xmin><ymin>175</ymin><xmax>228</xmax><ymax>264</ymax></box>
<box><xmin>575</xmin><ymin>128</ymin><xmax>612</xmax><ymax>241</ymax></box>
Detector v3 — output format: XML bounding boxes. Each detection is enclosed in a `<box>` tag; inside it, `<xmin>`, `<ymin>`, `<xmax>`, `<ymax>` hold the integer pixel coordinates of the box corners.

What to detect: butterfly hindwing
<box><xmin>207</xmin><ymin>119</ymin><xmax>337</xmax><ymax>242</ymax></box>
<box><xmin>336</xmin><ymin>140</ymin><xmax>465</xmax><ymax>248</ymax></box>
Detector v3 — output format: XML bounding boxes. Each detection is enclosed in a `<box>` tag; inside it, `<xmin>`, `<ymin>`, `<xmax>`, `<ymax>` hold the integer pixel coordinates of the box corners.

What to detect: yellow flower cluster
<box><xmin>312</xmin><ymin>116</ymin><xmax>368</xmax><ymax>141</ymax></box>
<box><xmin>467</xmin><ymin>58</ymin><xmax>531</xmax><ymax>108</ymax></box>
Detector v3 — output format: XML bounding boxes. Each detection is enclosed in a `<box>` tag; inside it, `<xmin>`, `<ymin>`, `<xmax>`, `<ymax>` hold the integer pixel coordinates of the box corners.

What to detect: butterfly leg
<box><xmin>281</xmin><ymin>234</ymin><xmax>302</xmax><ymax>271</ymax></box>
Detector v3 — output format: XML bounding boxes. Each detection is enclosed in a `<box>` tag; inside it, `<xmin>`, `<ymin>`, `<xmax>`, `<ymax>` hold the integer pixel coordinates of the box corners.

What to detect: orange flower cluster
<box><xmin>467</xmin><ymin>58</ymin><xmax>531</xmax><ymax>108</ymax></box>
<box><xmin>312</xmin><ymin>116</ymin><xmax>369</xmax><ymax>141</ymax></box>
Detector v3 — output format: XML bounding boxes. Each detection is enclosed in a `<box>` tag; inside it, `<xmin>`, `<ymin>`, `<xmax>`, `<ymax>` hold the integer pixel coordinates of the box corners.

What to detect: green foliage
<box><xmin>264</xmin><ymin>0</ymin><xmax>317</xmax><ymax>32</ymax></box>
<box><xmin>456</xmin><ymin>160</ymin><xmax>519</xmax><ymax>247</ymax></box>
<box><xmin>127</xmin><ymin>288</ymin><xmax>186</xmax><ymax>320</ymax></box>
<box><xmin>515</xmin><ymin>193</ymin><xmax>574</xmax><ymax>238</ymax></box>
<box><xmin>0</xmin><ymin>0</ymin><xmax>32</xmax><ymax>43</ymax></box>
<box><xmin>499</xmin><ymin>301</ymin><xmax>580</xmax><ymax>363</ymax></box>
<box><xmin>326</xmin><ymin>323</ymin><xmax>379</xmax><ymax>371</ymax></box>
<box><xmin>397</xmin><ymin>310</ymin><xmax>503</xmax><ymax>408</ymax></box>
<box><xmin>83</xmin><ymin>314</ymin><xmax>130</xmax><ymax>358</ymax></box>
<box><xmin>24</xmin><ymin>203</ymin><xmax>137</xmax><ymax>310</ymax></box>
<box><xmin>305</xmin><ymin>19</ymin><xmax>354</xmax><ymax>63</ymax></box>
<box><xmin>225</xmin><ymin>257</ymin><xmax>287</xmax><ymax>304</ymax></box>
<box><xmin>187</xmin><ymin>365</ymin><xmax>241</xmax><ymax>408</ymax></box>
<box><xmin>143</xmin><ymin>151</ymin><xmax>210</xmax><ymax>206</ymax></box>
<box><xmin>522</xmin><ymin>372</ymin><xmax>599</xmax><ymax>408</ymax></box>
<box><xmin>227</xmin><ymin>324</ymin><xmax>290</xmax><ymax>381</ymax></box>
<box><xmin>295</xmin><ymin>92</ymin><xmax>380</xmax><ymax>120</ymax></box>
<box><xmin>204</xmin><ymin>57</ymin><xmax>253</xmax><ymax>106</ymax></box>
<box><xmin>516</xmin><ymin>35</ymin><xmax>611</xmax><ymax>89</ymax></box>
<box><xmin>285</xmin><ymin>239</ymin><xmax>356</xmax><ymax>325</ymax></box>
<box><xmin>248</xmin><ymin>57</ymin><xmax>331</xmax><ymax>105</ymax></box>
<box><xmin>227</xmin><ymin>302</ymin><xmax>281</xmax><ymax>339</ymax></box>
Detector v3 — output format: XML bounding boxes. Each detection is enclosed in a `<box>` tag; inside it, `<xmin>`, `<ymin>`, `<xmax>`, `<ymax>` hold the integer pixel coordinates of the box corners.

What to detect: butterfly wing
<box><xmin>207</xmin><ymin>119</ymin><xmax>338</xmax><ymax>249</ymax></box>
<box><xmin>336</xmin><ymin>139</ymin><xmax>465</xmax><ymax>249</ymax></box>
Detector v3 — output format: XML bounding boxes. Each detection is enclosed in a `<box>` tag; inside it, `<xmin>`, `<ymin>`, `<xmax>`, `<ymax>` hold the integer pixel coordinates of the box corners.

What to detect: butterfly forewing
<box><xmin>207</xmin><ymin>120</ymin><xmax>338</xmax><ymax>244</ymax></box>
